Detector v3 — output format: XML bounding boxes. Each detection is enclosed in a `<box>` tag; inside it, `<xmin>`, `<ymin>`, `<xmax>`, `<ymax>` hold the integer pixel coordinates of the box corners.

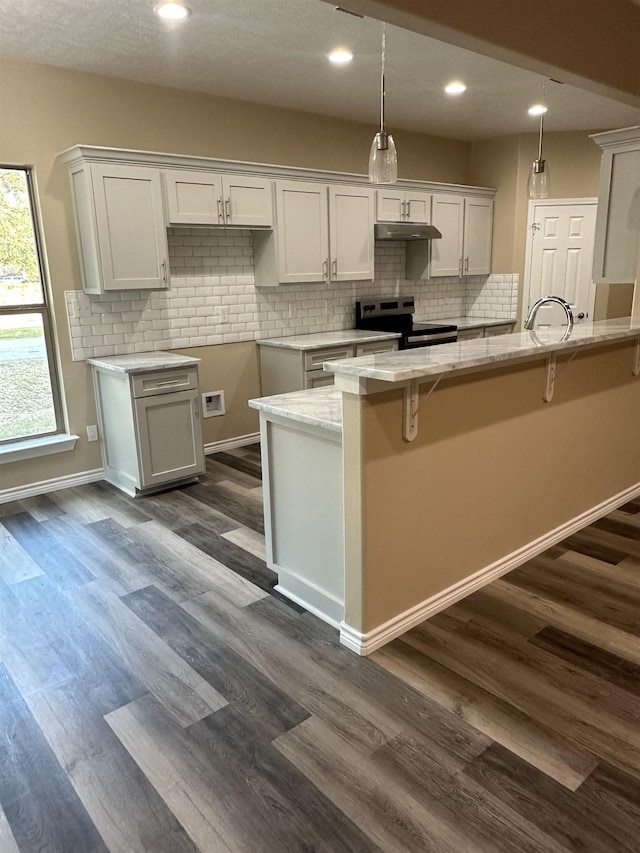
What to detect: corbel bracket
<box><xmin>543</xmin><ymin>355</ymin><xmax>557</xmax><ymax>402</ymax></box>
<box><xmin>403</xmin><ymin>375</ymin><xmax>446</xmax><ymax>441</ymax></box>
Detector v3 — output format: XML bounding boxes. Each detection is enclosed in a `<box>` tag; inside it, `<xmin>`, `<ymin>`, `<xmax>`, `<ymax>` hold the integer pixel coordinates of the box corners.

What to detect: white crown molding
<box><xmin>58</xmin><ymin>144</ymin><xmax>497</xmax><ymax>197</ymax></box>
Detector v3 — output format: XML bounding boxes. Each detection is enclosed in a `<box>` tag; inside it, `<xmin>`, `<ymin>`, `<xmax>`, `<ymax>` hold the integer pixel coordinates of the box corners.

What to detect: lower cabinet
<box><xmin>457</xmin><ymin>323</ymin><xmax>514</xmax><ymax>341</ymax></box>
<box><xmin>90</xmin><ymin>361</ymin><xmax>206</xmax><ymax>496</ymax></box>
<box><xmin>259</xmin><ymin>339</ymin><xmax>398</xmax><ymax>396</ymax></box>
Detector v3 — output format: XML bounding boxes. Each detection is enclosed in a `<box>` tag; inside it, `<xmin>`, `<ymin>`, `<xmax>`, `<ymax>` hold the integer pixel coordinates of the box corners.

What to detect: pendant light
<box><xmin>369</xmin><ymin>23</ymin><xmax>397</xmax><ymax>183</ymax></box>
<box><xmin>528</xmin><ymin>81</ymin><xmax>550</xmax><ymax>199</ymax></box>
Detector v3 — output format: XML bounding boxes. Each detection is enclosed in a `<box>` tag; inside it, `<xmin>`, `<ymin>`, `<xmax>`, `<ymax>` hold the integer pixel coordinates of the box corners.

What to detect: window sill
<box><xmin>0</xmin><ymin>433</ymin><xmax>79</xmax><ymax>464</ymax></box>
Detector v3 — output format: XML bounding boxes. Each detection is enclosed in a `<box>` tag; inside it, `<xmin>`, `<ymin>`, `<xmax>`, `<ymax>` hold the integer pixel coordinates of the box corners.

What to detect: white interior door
<box><xmin>524</xmin><ymin>199</ymin><xmax>597</xmax><ymax>328</ymax></box>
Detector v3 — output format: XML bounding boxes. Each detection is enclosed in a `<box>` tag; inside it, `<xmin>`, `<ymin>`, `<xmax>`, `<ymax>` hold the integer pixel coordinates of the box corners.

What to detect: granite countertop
<box><xmin>249</xmin><ymin>387</ymin><xmax>342</xmax><ymax>433</ymax></box>
<box><xmin>256</xmin><ymin>330</ymin><xmax>400</xmax><ymax>350</ymax></box>
<box><xmin>435</xmin><ymin>316</ymin><xmax>517</xmax><ymax>331</ymax></box>
<box><xmin>86</xmin><ymin>352</ymin><xmax>201</xmax><ymax>374</ymax></box>
<box><xmin>325</xmin><ymin>318</ymin><xmax>640</xmax><ymax>385</ymax></box>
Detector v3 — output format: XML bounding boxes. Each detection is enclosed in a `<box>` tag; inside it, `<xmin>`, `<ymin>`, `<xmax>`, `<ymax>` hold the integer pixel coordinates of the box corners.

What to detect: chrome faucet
<box><xmin>524</xmin><ymin>295</ymin><xmax>574</xmax><ymax>330</ymax></box>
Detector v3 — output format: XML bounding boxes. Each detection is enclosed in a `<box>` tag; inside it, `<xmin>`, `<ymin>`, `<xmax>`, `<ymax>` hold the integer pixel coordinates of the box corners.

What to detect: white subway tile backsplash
<box><xmin>65</xmin><ymin>230</ymin><xmax>519</xmax><ymax>360</ymax></box>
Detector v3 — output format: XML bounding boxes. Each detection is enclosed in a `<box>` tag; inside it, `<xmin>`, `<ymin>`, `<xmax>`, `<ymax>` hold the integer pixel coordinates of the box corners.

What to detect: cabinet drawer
<box><xmin>304</xmin><ymin>369</ymin><xmax>335</xmax><ymax>389</ymax></box>
<box><xmin>304</xmin><ymin>346</ymin><xmax>354</xmax><ymax>371</ymax></box>
<box><xmin>484</xmin><ymin>324</ymin><xmax>514</xmax><ymax>337</ymax></box>
<box><xmin>131</xmin><ymin>367</ymin><xmax>199</xmax><ymax>398</ymax></box>
<box><xmin>456</xmin><ymin>328</ymin><xmax>484</xmax><ymax>341</ymax></box>
<box><xmin>355</xmin><ymin>340</ymin><xmax>398</xmax><ymax>357</ymax></box>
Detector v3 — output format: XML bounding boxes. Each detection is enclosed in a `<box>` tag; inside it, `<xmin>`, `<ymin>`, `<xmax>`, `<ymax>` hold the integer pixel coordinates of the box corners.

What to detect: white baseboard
<box><xmin>274</xmin><ymin>568</ymin><xmax>343</xmax><ymax>629</ymax></box>
<box><xmin>0</xmin><ymin>468</ymin><xmax>105</xmax><ymax>504</ymax></box>
<box><xmin>204</xmin><ymin>433</ymin><xmax>260</xmax><ymax>455</ymax></box>
<box><xmin>339</xmin><ymin>480</ymin><xmax>640</xmax><ymax>656</ymax></box>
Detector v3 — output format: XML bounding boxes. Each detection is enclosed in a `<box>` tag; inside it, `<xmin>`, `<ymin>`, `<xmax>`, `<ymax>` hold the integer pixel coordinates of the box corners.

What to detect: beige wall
<box><xmin>0</xmin><ymin>56</ymin><xmax>471</xmax><ymax>492</ymax></box>
<box><xmin>343</xmin><ymin>342</ymin><xmax>640</xmax><ymax>633</ymax></box>
<box><xmin>469</xmin><ymin>130</ymin><xmax>624</xmax><ymax>322</ymax></box>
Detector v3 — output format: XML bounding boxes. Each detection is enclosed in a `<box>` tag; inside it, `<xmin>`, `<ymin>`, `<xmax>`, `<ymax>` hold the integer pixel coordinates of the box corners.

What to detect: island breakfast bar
<box><xmin>251</xmin><ymin>319</ymin><xmax>640</xmax><ymax>655</ymax></box>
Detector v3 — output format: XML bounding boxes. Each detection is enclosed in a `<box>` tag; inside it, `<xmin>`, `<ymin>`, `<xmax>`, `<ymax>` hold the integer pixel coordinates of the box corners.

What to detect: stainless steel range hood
<box><xmin>374</xmin><ymin>222</ymin><xmax>442</xmax><ymax>241</ymax></box>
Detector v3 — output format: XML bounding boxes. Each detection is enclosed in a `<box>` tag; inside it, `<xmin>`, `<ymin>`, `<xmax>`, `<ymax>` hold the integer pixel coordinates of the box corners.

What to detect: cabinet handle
<box><xmin>322</xmin><ymin>259</ymin><xmax>329</xmax><ymax>281</ymax></box>
<box><xmin>401</xmin><ymin>200</ymin><xmax>406</xmax><ymax>220</ymax></box>
<box><xmin>225</xmin><ymin>198</ymin><xmax>231</xmax><ymax>222</ymax></box>
<box><xmin>464</xmin><ymin>257</ymin><xmax>469</xmax><ymax>274</ymax></box>
<box><xmin>331</xmin><ymin>259</ymin><xmax>337</xmax><ymax>279</ymax></box>
<box><xmin>161</xmin><ymin>260</ymin><xmax>168</xmax><ymax>285</ymax></box>
<box><xmin>459</xmin><ymin>258</ymin><xmax>463</xmax><ymax>277</ymax></box>
<box><xmin>217</xmin><ymin>198</ymin><xmax>224</xmax><ymax>223</ymax></box>
<box><xmin>154</xmin><ymin>378</ymin><xmax>182</xmax><ymax>386</ymax></box>
<box><xmin>193</xmin><ymin>396</ymin><xmax>199</xmax><ymax>418</ymax></box>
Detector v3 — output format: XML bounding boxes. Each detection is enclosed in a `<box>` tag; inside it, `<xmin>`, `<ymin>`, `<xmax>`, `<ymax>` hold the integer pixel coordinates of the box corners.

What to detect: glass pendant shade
<box><xmin>528</xmin><ymin>158</ymin><xmax>550</xmax><ymax>199</ymax></box>
<box><xmin>369</xmin><ymin>131</ymin><xmax>398</xmax><ymax>184</ymax></box>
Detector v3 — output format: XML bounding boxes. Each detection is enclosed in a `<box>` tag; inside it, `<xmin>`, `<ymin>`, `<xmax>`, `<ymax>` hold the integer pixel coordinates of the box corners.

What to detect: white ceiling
<box><xmin>1</xmin><ymin>0</ymin><xmax>639</xmax><ymax>140</ymax></box>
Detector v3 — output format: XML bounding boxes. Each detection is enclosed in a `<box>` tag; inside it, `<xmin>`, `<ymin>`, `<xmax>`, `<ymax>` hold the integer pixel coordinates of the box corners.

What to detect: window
<box><xmin>0</xmin><ymin>166</ymin><xmax>63</xmax><ymax>445</ymax></box>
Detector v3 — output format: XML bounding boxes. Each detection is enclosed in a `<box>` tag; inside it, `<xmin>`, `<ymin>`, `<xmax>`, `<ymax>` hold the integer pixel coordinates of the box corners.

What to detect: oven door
<box><xmin>402</xmin><ymin>330</ymin><xmax>457</xmax><ymax>348</ymax></box>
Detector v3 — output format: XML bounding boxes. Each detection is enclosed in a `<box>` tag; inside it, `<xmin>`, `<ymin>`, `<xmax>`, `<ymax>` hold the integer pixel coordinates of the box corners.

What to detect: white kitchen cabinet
<box><xmin>456</xmin><ymin>328</ymin><xmax>485</xmax><ymax>341</ymax></box>
<box><xmin>89</xmin><ymin>356</ymin><xmax>205</xmax><ymax>497</ymax></box>
<box><xmin>457</xmin><ymin>323</ymin><xmax>514</xmax><ymax>341</ymax></box>
<box><xmin>254</xmin><ymin>180</ymin><xmax>374</xmax><ymax>286</ymax></box>
<box><xmin>69</xmin><ymin>162</ymin><xmax>169</xmax><ymax>294</ymax></box>
<box><xmin>463</xmin><ymin>196</ymin><xmax>494</xmax><ymax>275</ymax></box>
<box><xmin>164</xmin><ymin>170</ymin><xmax>273</xmax><ymax>228</ymax></box>
<box><xmin>406</xmin><ymin>193</ymin><xmax>493</xmax><ymax>280</ymax></box>
<box><xmin>259</xmin><ymin>334</ymin><xmax>398</xmax><ymax>396</ymax></box>
<box><xmin>483</xmin><ymin>323</ymin><xmax>514</xmax><ymax>336</ymax></box>
<box><xmin>591</xmin><ymin>126</ymin><xmax>640</xmax><ymax>285</ymax></box>
<box><xmin>376</xmin><ymin>189</ymin><xmax>431</xmax><ymax>223</ymax></box>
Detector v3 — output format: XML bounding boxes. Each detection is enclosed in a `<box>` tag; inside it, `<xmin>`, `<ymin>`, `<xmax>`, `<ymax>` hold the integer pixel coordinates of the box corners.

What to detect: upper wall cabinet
<box><xmin>406</xmin><ymin>193</ymin><xmax>493</xmax><ymax>280</ymax></box>
<box><xmin>376</xmin><ymin>189</ymin><xmax>431</xmax><ymax>224</ymax></box>
<box><xmin>164</xmin><ymin>170</ymin><xmax>273</xmax><ymax>228</ymax></box>
<box><xmin>591</xmin><ymin>126</ymin><xmax>640</xmax><ymax>285</ymax></box>
<box><xmin>254</xmin><ymin>180</ymin><xmax>374</xmax><ymax>286</ymax></box>
<box><xmin>68</xmin><ymin>161</ymin><xmax>169</xmax><ymax>294</ymax></box>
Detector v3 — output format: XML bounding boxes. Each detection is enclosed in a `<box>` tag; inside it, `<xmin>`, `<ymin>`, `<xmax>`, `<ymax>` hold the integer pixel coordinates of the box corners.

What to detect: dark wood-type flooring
<box><xmin>1</xmin><ymin>445</ymin><xmax>640</xmax><ymax>851</ymax></box>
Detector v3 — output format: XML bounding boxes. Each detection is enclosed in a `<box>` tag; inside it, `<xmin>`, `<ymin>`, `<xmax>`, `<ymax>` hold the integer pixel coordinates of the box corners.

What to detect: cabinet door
<box><xmin>91</xmin><ymin>164</ymin><xmax>169</xmax><ymax>291</ymax></box>
<box><xmin>404</xmin><ymin>191</ymin><xmax>431</xmax><ymax>224</ymax></box>
<box><xmin>592</xmin><ymin>146</ymin><xmax>640</xmax><ymax>284</ymax></box>
<box><xmin>223</xmin><ymin>176</ymin><xmax>273</xmax><ymax>227</ymax></box>
<box><xmin>355</xmin><ymin>340</ymin><xmax>398</xmax><ymax>356</ymax></box>
<box><xmin>430</xmin><ymin>194</ymin><xmax>464</xmax><ymax>277</ymax></box>
<box><xmin>329</xmin><ymin>185</ymin><xmax>374</xmax><ymax>282</ymax></box>
<box><xmin>456</xmin><ymin>328</ymin><xmax>484</xmax><ymax>341</ymax></box>
<box><xmin>165</xmin><ymin>170</ymin><xmax>222</xmax><ymax>226</ymax></box>
<box><xmin>484</xmin><ymin>324</ymin><xmax>513</xmax><ymax>337</ymax></box>
<box><xmin>463</xmin><ymin>196</ymin><xmax>493</xmax><ymax>276</ymax></box>
<box><xmin>304</xmin><ymin>370</ymin><xmax>335</xmax><ymax>389</ymax></box>
<box><xmin>275</xmin><ymin>181</ymin><xmax>329</xmax><ymax>283</ymax></box>
<box><xmin>134</xmin><ymin>389</ymin><xmax>205</xmax><ymax>489</ymax></box>
<box><xmin>376</xmin><ymin>189</ymin><xmax>404</xmax><ymax>222</ymax></box>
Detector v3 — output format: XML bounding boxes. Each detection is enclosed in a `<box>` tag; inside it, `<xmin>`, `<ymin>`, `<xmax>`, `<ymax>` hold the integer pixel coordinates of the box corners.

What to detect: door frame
<box><xmin>522</xmin><ymin>197</ymin><xmax>598</xmax><ymax>330</ymax></box>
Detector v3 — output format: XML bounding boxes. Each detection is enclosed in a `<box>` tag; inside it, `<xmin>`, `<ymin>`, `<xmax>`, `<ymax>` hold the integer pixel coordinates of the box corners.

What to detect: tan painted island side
<box><xmin>340</xmin><ymin>341</ymin><xmax>640</xmax><ymax>653</ymax></box>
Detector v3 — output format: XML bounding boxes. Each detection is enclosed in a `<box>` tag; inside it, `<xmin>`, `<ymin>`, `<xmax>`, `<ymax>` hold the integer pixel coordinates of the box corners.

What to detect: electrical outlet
<box><xmin>76</xmin><ymin>300</ymin><xmax>93</xmax><ymax>319</ymax></box>
<box><xmin>86</xmin><ymin>425</ymin><xmax>98</xmax><ymax>442</ymax></box>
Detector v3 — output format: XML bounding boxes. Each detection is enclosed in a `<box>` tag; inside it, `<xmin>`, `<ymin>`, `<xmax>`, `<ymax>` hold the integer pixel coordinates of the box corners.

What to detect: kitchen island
<box><xmin>250</xmin><ymin>318</ymin><xmax>640</xmax><ymax>654</ymax></box>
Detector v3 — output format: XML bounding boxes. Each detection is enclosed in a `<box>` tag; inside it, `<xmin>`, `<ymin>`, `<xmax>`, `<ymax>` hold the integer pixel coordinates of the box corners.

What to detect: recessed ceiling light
<box><xmin>154</xmin><ymin>2</ymin><xmax>191</xmax><ymax>20</ymax></box>
<box><xmin>444</xmin><ymin>81</ymin><xmax>466</xmax><ymax>95</ymax></box>
<box><xmin>328</xmin><ymin>48</ymin><xmax>354</xmax><ymax>64</ymax></box>
<box><xmin>528</xmin><ymin>104</ymin><xmax>548</xmax><ymax>117</ymax></box>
